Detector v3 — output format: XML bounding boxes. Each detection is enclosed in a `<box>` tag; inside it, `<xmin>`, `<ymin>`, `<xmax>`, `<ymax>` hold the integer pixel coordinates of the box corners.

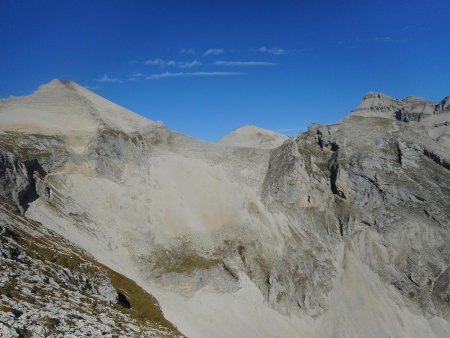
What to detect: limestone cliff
<box><xmin>0</xmin><ymin>81</ymin><xmax>449</xmax><ymax>337</ymax></box>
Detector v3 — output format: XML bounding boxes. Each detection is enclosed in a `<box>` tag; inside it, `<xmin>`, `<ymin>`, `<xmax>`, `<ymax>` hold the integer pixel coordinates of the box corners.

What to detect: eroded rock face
<box><xmin>0</xmin><ymin>152</ymin><xmax>49</xmax><ymax>213</ymax></box>
<box><xmin>349</xmin><ymin>91</ymin><xmax>450</xmax><ymax>148</ymax></box>
<box><xmin>264</xmin><ymin>116</ymin><xmax>450</xmax><ymax>320</ymax></box>
<box><xmin>1</xmin><ymin>81</ymin><xmax>450</xmax><ymax>337</ymax></box>
<box><xmin>0</xmin><ymin>152</ymin><xmax>31</xmax><ymax>213</ymax></box>
<box><xmin>302</xmin><ymin>117</ymin><xmax>450</xmax><ymax>318</ymax></box>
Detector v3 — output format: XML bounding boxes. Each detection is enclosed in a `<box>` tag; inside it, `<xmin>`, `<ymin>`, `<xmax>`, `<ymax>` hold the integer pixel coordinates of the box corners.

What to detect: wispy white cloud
<box><xmin>97</xmin><ymin>74</ymin><xmax>122</xmax><ymax>83</ymax></box>
<box><xmin>180</xmin><ymin>48</ymin><xmax>196</xmax><ymax>55</ymax></box>
<box><xmin>179</xmin><ymin>60</ymin><xmax>202</xmax><ymax>68</ymax></box>
<box><xmin>145</xmin><ymin>58</ymin><xmax>166</xmax><ymax>66</ymax></box>
<box><xmin>129</xmin><ymin>73</ymin><xmax>144</xmax><ymax>81</ymax></box>
<box><xmin>203</xmin><ymin>48</ymin><xmax>224</xmax><ymax>57</ymax></box>
<box><xmin>146</xmin><ymin>71</ymin><xmax>243</xmax><ymax>80</ymax></box>
<box><xmin>145</xmin><ymin>59</ymin><xmax>201</xmax><ymax>68</ymax></box>
<box><xmin>257</xmin><ymin>46</ymin><xmax>289</xmax><ymax>55</ymax></box>
<box><xmin>214</xmin><ymin>60</ymin><xmax>276</xmax><ymax>66</ymax></box>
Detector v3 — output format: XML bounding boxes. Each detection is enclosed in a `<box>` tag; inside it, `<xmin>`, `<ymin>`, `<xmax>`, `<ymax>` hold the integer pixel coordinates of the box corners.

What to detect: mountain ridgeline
<box><xmin>0</xmin><ymin>80</ymin><xmax>449</xmax><ymax>337</ymax></box>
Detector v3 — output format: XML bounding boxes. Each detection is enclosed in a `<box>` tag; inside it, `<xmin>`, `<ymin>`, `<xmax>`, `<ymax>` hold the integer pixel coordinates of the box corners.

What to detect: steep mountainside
<box><xmin>218</xmin><ymin>125</ymin><xmax>289</xmax><ymax>149</ymax></box>
<box><xmin>0</xmin><ymin>81</ymin><xmax>449</xmax><ymax>337</ymax></box>
<box><xmin>0</xmin><ymin>197</ymin><xmax>183</xmax><ymax>337</ymax></box>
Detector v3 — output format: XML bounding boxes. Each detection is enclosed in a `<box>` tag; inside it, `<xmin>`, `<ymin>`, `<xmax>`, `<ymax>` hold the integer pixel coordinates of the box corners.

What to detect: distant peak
<box><xmin>347</xmin><ymin>90</ymin><xmax>448</xmax><ymax>123</ymax></box>
<box><xmin>351</xmin><ymin>91</ymin><xmax>399</xmax><ymax>114</ymax></box>
<box><xmin>50</xmin><ymin>79</ymin><xmax>73</xmax><ymax>85</ymax></box>
<box><xmin>361</xmin><ymin>91</ymin><xmax>395</xmax><ymax>101</ymax></box>
<box><xmin>360</xmin><ymin>91</ymin><xmax>435</xmax><ymax>105</ymax></box>
<box><xmin>218</xmin><ymin>124</ymin><xmax>289</xmax><ymax>149</ymax></box>
<box><xmin>35</xmin><ymin>79</ymin><xmax>81</xmax><ymax>93</ymax></box>
<box><xmin>0</xmin><ymin>79</ymin><xmax>154</xmax><ymax>138</ymax></box>
<box><xmin>232</xmin><ymin>125</ymin><xmax>271</xmax><ymax>132</ymax></box>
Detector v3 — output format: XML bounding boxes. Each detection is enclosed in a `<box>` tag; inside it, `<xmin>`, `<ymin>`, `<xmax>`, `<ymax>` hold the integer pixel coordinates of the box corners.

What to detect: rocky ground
<box><xmin>0</xmin><ymin>197</ymin><xmax>183</xmax><ymax>338</ymax></box>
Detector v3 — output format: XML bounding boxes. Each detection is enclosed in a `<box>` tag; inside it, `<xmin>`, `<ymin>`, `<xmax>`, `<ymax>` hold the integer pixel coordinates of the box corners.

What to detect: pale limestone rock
<box><xmin>0</xmin><ymin>80</ymin><xmax>449</xmax><ymax>337</ymax></box>
<box><xmin>218</xmin><ymin>125</ymin><xmax>289</xmax><ymax>149</ymax></box>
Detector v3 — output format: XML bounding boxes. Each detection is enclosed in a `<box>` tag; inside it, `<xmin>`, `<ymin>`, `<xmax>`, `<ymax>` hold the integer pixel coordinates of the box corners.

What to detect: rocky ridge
<box><xmin>0</xmin><ymin>81</ymin><xmax>449</xmax><ymax>337</ymax></box>
<box><xmin>349</xmin><ymin>92</ymin><xmax>450</xmax><ymax>147</ymax></box>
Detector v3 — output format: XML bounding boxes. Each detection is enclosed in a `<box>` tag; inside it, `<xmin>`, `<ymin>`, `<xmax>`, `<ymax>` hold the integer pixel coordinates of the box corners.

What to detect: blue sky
<box><xmin>1</xmin><ymin>0</ymin><xmax>449</xmax><ymax>141</ymax></box>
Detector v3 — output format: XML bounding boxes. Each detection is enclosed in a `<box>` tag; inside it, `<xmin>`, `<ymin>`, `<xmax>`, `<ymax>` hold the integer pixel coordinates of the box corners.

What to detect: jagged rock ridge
<box><xmin>0</xmin><ymin>81</ymin><xmax>449</xmax><ymax>337</ymax></box>
<box><xmin>349</xmin><ymin>91</ymin><xmax>450</xmax><ymax>147</ymax></box>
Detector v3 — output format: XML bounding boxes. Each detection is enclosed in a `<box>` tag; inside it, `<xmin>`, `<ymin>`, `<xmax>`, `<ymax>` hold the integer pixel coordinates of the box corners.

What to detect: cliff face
<box><xmin>349</xmin><ymin>92</ymin><xmax>450</xmax><ymax>147</ymax></box>
<box><xmin>1</xmin><ymin>81</ymin><xmax>449</xmax><ymax>337</ymax></box>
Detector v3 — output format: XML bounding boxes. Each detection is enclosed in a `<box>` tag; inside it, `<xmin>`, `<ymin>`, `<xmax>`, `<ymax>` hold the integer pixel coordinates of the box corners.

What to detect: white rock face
<box><xmin>1</xmin><ymin>80</ymin><xmax>450</xmax><ymax>338</ymax></box>
<box><xmin>348</xmin><ymin>91</ymin><xmax>450</xmax><ymax>148</ymax></box>
<box><xmin>218</xmin><ymin>125</ymin><xmax>289</xmax><ymax>149</ymax></box>
<box><xmin>0</xmin><ymin>79</ymin><xmax>154</xmax><ymax>153</ymax></box>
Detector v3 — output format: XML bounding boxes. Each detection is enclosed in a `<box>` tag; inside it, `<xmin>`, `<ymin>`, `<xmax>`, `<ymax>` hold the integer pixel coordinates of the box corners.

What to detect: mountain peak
<box><xmin>33</xmin><ymin>79</ymin><xmax>83</xmax><ymax>94</ymax></box>
<box><xmin>350</xmin><ymin>91</ymin><xmax>442</xmax><ymax>119</ymax></box>
<box><xmin>361</xmin><ymin>91</ymin><xmax>394</xmax><ymax>101</ymax></box>
<box><xmin>44</xmin><ymin>78</ymin><xmax>76</xmax><ymax>86</ymax></box>
<box><xmin>0</xmin><ymin>79</ymin><xmax>155</xmax><ymax>153</ymax></box>
<box><xmin>0</xmin><ymin>79</ymin><xmax>154</xmax><ymax>134</ymax></box>
<box><xmin>353</xmin><ymin>91</ymin><xmax>398</xmax><ymax>112</ymax></box>
<box><xmin>218</xmin><ymin>125</ymin><xmax>289</xmax><ymax>149</ymax></box>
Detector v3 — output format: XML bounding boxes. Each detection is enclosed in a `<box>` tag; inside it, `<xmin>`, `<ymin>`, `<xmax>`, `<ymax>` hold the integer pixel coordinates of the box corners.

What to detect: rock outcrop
<box><xmin>0</xmin><ymin>81</ymin><xmax>449</xmax><ymax>337</ymax></box>
<box><xmin>0</xmin><ymin>196</ymin><xmax>183</xmax><ymax>337</ymax></box>
<box><xmin>349</xmin><ymin>92</ymin><xmax>450</xmax><ymax>147</ymax></box>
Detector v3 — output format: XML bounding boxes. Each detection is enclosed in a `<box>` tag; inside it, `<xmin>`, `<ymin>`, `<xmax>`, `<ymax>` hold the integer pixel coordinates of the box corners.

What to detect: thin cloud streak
<box><xmin>145</xmin><ymin>58</ymin><xmax>165</xmax><ymax>66</ymax></box>
<box><xmin>214</xmin><ymin>60</ymin><xmax>276</xmax><ymax>66</ymax></box>
<box><xmin>146</xmin><ymin>71</ymin><xmax>243</xmax><ymax>80</ymax></box>
<box><xmin>97</xmin><ymin>74</ymin><xmax>122</xmax><ymax>83</ymax></box>
<box><xmin>258</xmin><ymin>46</ymin><xmax>289</xmax><ymax>55</ymax></box>
<box><xmin>203</xmin><ymin>48</ymin><xmax>224</xmax><ymax>56</ymax></box>
<box><xmin>179</xmin><ymin>60</ymin><xmax>201</xmax><ymax>68</ymax></box>
<box><xmin>129</xmin><ymin>73</ymin><xmax>144</xmax><ymax>81</ymax></box>
<box><xmin>144</xmin><ymin>59</ymin><xmax>202</xmax><ymax>68</ymax></box>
